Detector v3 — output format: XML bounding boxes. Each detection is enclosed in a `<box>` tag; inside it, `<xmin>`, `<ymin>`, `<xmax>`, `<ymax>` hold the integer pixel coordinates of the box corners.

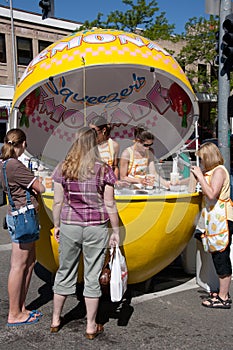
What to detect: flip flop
<box><xmin>30</xmin><ymin>310</ymin><xmax>43</xmax><ymax>318</ymax></box>
<box><xmin>202</xmin><ymin>295</ymin><xmax>231</xmax><ymax>309</ymax></box>
<box><xmin>7</xmin><ymin>314</ymin><xmax>39</xmax><ymax>327</ymax></box>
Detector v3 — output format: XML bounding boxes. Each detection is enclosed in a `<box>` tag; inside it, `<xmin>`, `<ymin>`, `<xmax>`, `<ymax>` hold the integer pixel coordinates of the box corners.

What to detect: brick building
<box><xmin>0</xmin><ymin>5</ymin><xmax>81</xmax><ymax>141</ymax></box>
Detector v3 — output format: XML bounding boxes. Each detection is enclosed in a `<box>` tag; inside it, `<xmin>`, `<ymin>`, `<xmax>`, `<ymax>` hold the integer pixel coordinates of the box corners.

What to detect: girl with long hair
<box><xmin>51</xmin><ymin>127</ymin><xmax>119</xmax><ymax>338</ymax></box>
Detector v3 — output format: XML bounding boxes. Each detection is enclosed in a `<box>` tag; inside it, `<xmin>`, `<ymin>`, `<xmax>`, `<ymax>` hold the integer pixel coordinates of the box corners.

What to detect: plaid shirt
<box><xmin>52</xmin><ymin>162</ymin><xmax>116</xmax><ymax>226</ymax></box>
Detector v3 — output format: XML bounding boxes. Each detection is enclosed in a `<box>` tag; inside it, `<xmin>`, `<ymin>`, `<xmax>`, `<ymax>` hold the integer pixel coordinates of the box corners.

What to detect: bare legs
<box><xmin>51</xmin><ymin>294</ymin><xmax>67</xmax><ymax>327</ymax></box>
<box><xmin>51</xmin><ymin>295</ymin><xmax>100</xmax><ymax>333</ymax></box>
<box><xmin>21</xmin><ymin>245</ymin><xmax>36</xmax><ymax>313</ymax></box>
<box><xmin>7</xmin><ymin>242</ymin><xmax>37</xmax><ymax>323</ymax></box>
<box><xmin>218</xmin><ymin>274</ymin><xmax>232</xmax><ymax>301</ymax></box>
<box><xmin>85</xmin><ymin>297</ymin><xmax>99</xmax><ymax>334</ymax></box>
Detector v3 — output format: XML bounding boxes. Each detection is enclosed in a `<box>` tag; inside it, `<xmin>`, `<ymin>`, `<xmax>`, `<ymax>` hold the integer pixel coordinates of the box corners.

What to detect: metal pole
<box><xmin>9</xmin><ymin>0</ymin><xmax>17</xmax><ymax>89</ymax></box>
<box><xmin>9</xmin><ymin>0</ymin><xmax>18</xmax><ymax>129</ymax></box>
<box><xmin>50</xmin><ymin>0</ymin><xmax>55</xmax><ymax>17</ymax></box>
<box><xmin>218</xmin><ymin>0</ymin><xmax>231</xmax><ymax>172</ymax></box>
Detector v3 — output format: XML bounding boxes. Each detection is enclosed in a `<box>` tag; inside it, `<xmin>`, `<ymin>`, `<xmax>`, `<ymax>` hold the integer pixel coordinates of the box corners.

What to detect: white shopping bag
<box><xmin>110</xmin><ymin>246</ymin><xmax>128</xmax><ymax>302</ymax></box>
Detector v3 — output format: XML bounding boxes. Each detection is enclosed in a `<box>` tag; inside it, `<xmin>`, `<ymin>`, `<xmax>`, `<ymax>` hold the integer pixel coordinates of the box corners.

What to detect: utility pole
<box><xmin>9</xmin><ymin>0</ymin><xmax>18</xmax><ymax>129</ymax></box>
<box><xmin>218</xmin><ymin>0</ymin><xmax>231</xmax><ymax>172</ymax></box>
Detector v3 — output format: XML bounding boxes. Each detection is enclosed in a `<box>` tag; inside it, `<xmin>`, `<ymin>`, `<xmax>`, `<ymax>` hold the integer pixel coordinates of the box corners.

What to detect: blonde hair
<box><xmin>62</xmin><ymin>127</ymin><xmax>102</xmax><ymax>181</ymax></box>
<box><xmin>1</xmin><ymin>128</ymin><xmax>26</xmax><ymax>161</ymax></box>
<box><xmin>196</xmin><ymin>142</ymin><xmax>224</xmax><ymax>171</ymax></box>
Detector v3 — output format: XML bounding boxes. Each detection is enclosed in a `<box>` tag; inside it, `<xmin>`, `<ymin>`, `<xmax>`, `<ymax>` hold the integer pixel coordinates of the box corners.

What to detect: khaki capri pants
<box><xmin>53</xmin><ymin>222</ymin><xmax>109</xmax><ymax>298</ymax></box>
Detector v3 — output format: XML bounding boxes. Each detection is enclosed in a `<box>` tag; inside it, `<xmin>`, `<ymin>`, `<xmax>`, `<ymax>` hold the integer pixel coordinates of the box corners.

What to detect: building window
<box><xmin>0</xmin><ymin>34</ymin><xmax>6</xmax><ymax>63</ymax></box>
<box><xmin>198</xmin><ymin>64</ymin><xmax>207</xmax><ymax>83</ymax></box>
<box><xmin>38</xmin><ymin>40</ymin><xmax>53</xmax><ymax>53</ymax></box>
<box><xmin>0</xmin><ymin>122</ymin><xmax>7</xmax><ymax>143</ymax></box>
<box><xmin>210</xmin><ymin>65</ymin><xmax>218</xmax><ymax>83</ymax></box>
<box><xmin>17</xmin><ymin>37</ymin><xmax>33</xmax><ymax>65</ymax></box>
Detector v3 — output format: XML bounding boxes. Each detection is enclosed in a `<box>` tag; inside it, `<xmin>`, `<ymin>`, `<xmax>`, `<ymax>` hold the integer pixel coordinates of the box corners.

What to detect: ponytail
<box><xmin>1</xmin><ymin>128</ymin><xmax>26</xmax><ymax>160</ymax></box>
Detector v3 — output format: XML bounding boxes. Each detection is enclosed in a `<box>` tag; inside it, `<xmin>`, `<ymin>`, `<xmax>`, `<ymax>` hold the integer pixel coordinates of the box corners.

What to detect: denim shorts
<box><xmin>6</xmin><ymin>214</ymin><xmax>40</xmax><ymax>244</ymax></box>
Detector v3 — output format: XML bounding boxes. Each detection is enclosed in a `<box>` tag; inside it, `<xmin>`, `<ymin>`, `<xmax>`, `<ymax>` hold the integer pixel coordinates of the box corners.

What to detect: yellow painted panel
<box><xmin>36</xmin><ymin>192</ymin><xmax>201</xmax><ymax>284</ymax></box>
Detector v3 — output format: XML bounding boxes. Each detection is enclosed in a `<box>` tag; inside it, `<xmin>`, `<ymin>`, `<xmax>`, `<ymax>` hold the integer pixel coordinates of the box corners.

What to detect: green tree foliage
<box><xmin>143</xmin><ymin>12</ymin><xmax>175</xmax><ymax>40</ymax></box>
<box><xmin>176</xmin><ymin>15</ymin><xmax>219</xmax><ymax>94</ymax></box>
<box><xmin>104</xmin><ymin>0</ymin><xmax>159</xmax><ymax>32</ymax></box>
<box><xmin>80</xmin><ymin>13</ymin><xmax>104</xmax><ymax>31</ymax></box>
<box><xmin>78</xmin><ymin>0</ymin><xmax>175</xmax><ymax>40</ymax></box>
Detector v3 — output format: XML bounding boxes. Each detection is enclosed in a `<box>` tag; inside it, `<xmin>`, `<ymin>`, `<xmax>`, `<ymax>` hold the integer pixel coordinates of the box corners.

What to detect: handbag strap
<box><xmin>2</xmin><ymin>159</ymin><xmax>32</xmax><ymax>211</ymax></box>
<box><xmin>103</xmin><ymin>248</ymin><xmax>115</xmax><ymax>268</ymax></box>
<box><xmin>110</xmin><ymin>246</ymin><xmax>116</xmax><ymax>264</ymax></box>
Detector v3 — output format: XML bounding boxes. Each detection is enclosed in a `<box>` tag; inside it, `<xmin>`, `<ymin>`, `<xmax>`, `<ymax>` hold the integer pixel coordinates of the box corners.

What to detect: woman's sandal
<box><xmin>85</xmin><ymin>324</ymin><xmax>104</xmax><ymax>340</ymax></box>
<box><xmin>50</xmin><ymin>317</ymin><xmax>64</xmax><ymax>333</ymax></box>
<box><xmin>202</xmin><ymin>295</ymin><xmax>231</xmax><ymax>309</ymax></box>
<box><xmin>209</xmin><ymin>292</ymin><xmax>232</xmax><ymax>304</ymax></box>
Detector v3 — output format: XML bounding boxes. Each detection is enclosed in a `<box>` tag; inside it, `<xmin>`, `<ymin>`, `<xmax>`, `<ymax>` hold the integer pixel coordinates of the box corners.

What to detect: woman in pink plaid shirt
<box><xmin>50</xmin><ymin>127</ymin><xmax>119</xmax><ymax>339</ymax></box>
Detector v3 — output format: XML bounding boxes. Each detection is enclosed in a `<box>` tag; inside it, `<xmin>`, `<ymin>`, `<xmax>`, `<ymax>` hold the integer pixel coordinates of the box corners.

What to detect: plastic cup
<box><xmin>145</xmin><ymin>174</ymin><xmax>155</xmax><ymax>189</ymax></box>
<box><xmin>170</xmin><ymin>172</ymin><xmax>179</xmax><ymax>185</ymax></box>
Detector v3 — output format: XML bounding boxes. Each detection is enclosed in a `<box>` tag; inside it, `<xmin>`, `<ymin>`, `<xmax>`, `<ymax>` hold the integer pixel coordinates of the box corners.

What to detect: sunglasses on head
<box><xmin>143</xmin><ymin>142</ymin><xmax>153</xmax><ymax>147</ymax></box>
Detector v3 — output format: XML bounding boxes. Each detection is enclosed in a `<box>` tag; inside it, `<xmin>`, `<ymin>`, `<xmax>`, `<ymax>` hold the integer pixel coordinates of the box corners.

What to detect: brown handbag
<box><xmin>99</xmin><ymin>249</ymin><xmax>115</xmax><ymax>293</ymax></box>
<box><xmin>99</xmin><ymin>264</ymin><xmax>111</xmax><ymax>286</ymax></box>
<box><xmin>99</xmin><ymin>251</ymin><xmax>111</xmax><ymax>286</ymax></box>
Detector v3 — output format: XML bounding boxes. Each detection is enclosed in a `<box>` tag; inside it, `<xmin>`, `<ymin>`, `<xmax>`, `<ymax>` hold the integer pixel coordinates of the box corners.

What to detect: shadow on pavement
<box><xmin>26</xmin><ymin>262</ymin><xmax>54</xmax><ymax>311</ymax></box>
<box><xmin>30</xmin><ymin>262</ymin><xmax>135</xmax><ymax>328</ymax></box>
<box><xmin>127</xmin><ymin>257</ymin><xmax>194</xmax><ymax>298</ymax></box>
<box><xmin>27</xmin><ymin>257</ymin><xmax>193</xmax><ymax>328</ymax></box>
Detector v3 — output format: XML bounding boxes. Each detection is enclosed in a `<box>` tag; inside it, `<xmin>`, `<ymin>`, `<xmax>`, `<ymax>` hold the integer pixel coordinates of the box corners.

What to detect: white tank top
<box><xmin>127</xmin><ymin>146</ymin><xmax>148</xmax><ymax>177</ymax></box>
<box><xmin>98</xmin><ymin>138</ymin><xmax>114</xmax><ymax>167</ymax></box>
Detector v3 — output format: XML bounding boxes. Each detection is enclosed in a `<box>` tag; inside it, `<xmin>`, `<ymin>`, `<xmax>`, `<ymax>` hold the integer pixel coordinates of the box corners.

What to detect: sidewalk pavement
<box><xmin>1</xmin><ymin>204</ymin><xmax>233</xmax><ymax>350</ymax></box>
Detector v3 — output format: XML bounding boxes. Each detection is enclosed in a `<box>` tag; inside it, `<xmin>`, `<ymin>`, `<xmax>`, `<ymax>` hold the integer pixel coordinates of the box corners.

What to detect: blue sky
<box><xmin>0</xmin><ymin>0</ymin><xmax>208</xmax><ymax>34</ymax></box>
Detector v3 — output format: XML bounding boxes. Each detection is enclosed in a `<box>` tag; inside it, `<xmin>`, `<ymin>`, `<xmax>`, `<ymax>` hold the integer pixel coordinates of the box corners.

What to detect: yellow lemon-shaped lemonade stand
<box><xmin>11</xmin><ymin>29</ymin><xmax>201</xmax><ymax>284</ymax></box>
